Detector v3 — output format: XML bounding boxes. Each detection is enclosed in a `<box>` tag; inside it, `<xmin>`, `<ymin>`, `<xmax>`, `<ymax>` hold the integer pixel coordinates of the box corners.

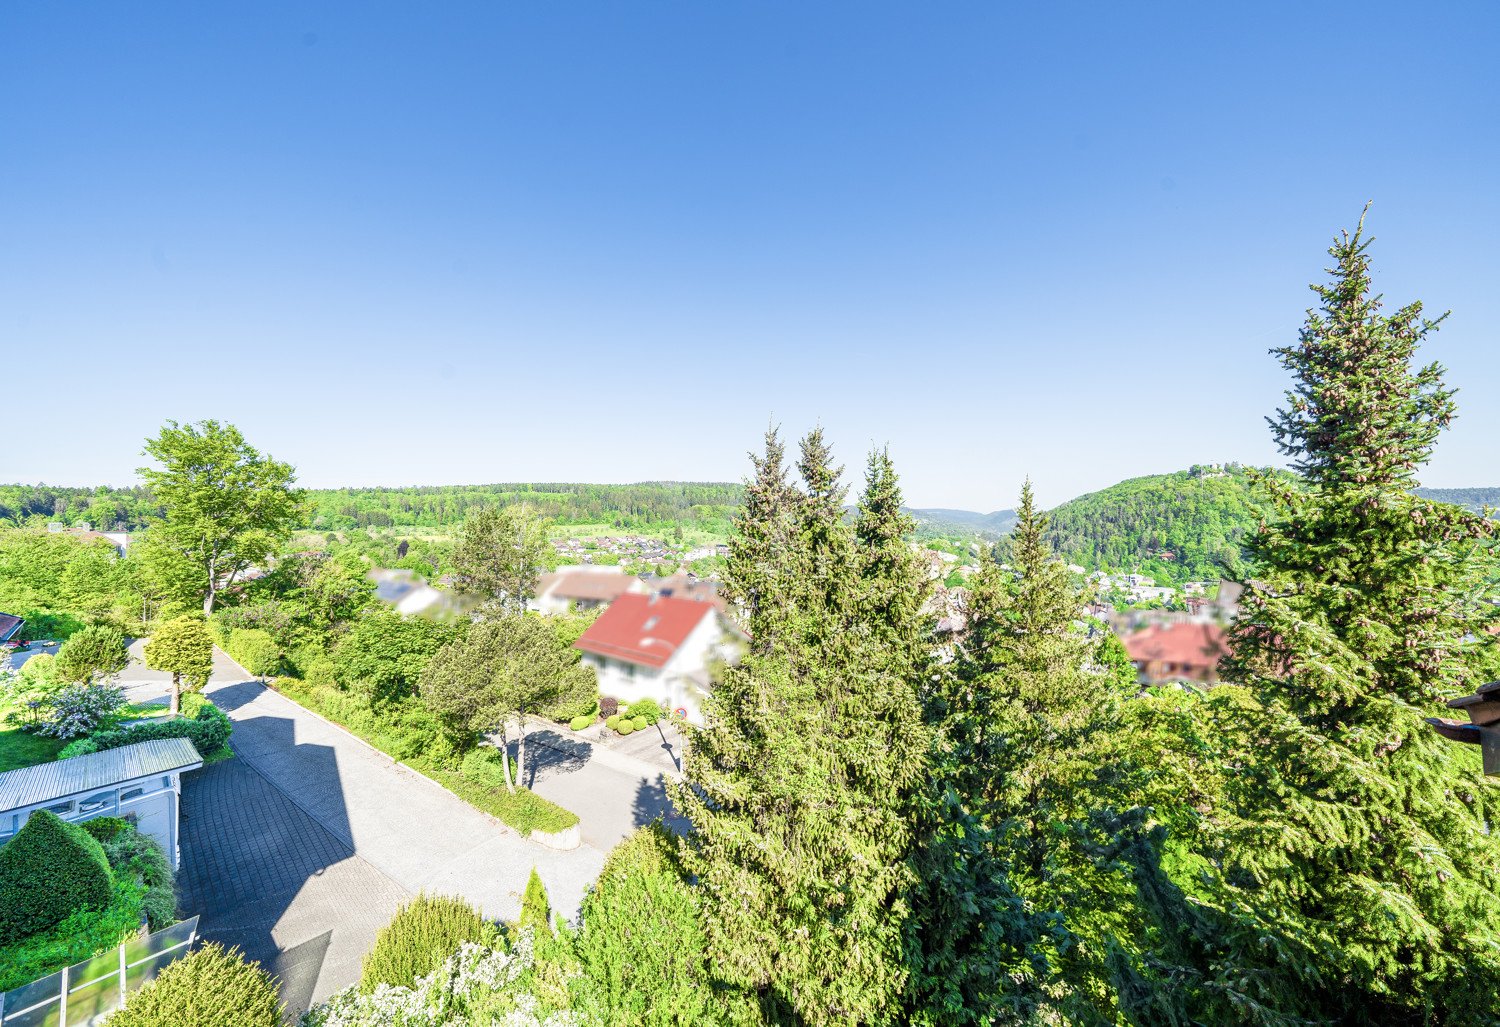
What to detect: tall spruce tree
<box><xmin>1119</xmin><ymin>214</ymin><xmax>1500</xmax><ymax>1025</ymax></box>
<box><xmin>671</xmin><ymin>428</ymin><xmax>928</xmax><ymax>1026</ymax></box>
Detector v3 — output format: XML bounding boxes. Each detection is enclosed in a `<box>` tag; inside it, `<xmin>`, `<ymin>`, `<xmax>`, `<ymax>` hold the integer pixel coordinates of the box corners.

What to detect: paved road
<box><xmin>116</xmin><ymin>643</ymin><xmax>609</xmax><ymax>1002</ymax></box>
<box><xmin>179</xmin><ymin>759</ymin><xmax>409</xmax><ymax>1013</ymax></box>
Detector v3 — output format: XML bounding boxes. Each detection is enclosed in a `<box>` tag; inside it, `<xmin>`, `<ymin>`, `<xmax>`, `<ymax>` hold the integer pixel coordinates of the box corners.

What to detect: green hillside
<box><xmin>1043</xmin><ymin>465</ymin><xmax>1283</xmax><ymax>585</ymax></box>
<box><xmin>1412</xmin><ymin>487</ymin><xmax>1500</xmax><ymax>513</ymax></box>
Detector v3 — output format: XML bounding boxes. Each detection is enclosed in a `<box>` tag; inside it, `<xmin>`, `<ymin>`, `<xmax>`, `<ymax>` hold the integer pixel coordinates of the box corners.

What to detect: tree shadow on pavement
<box><xmin>520</xmin><ymin>729</ymin><xmax>594</xmax><ymax>789</ymax></box>
<box><xmin>631</xmin><ymin>775</ymin><xmax>691</xmax><ymax>837</ymax></box>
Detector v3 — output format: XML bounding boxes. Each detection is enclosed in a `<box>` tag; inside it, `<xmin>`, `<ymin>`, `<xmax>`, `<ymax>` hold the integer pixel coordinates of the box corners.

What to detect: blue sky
<box><xmin>3</xmin><ymin>2</ymin><xmax>1497</xmax><ymax>510</ymax></box>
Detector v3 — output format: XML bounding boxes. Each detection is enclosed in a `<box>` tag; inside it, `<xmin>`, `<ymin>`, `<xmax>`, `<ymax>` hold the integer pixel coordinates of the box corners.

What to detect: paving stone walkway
<box><xmin>178</xmin><ymin>759</ymin><xmax>409</xmax><ymax>1013</ymax></box>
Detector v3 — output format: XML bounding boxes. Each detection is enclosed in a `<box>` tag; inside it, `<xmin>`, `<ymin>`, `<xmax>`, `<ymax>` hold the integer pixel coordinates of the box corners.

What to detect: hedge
<box><xmin>58</xmin><ymin>701</ymin><xmax>232</xmax><ymax>761</ymax></box>
<box><xmin>625</xmin><ymin>698</ymin><xmax>664</xmax><ymax>724</ymax></box>
<box><xmin>360</xmin><ymin>893</ymin><xmax>495</xmax><ymax>993</ymax></box>
<box><xmin>0</xmin><ymin>810</ymin><xmax>113</xmax><ymax>944</ymax></box>
<box><xmin>106</xmin><ymin>942</ymin><xmax>285</xmax><ymax>1027</ymax></box>
<box><xmin>569</xmin><ymin>714</ymin><xmax>595</xmax><ymax>731</ymax></box>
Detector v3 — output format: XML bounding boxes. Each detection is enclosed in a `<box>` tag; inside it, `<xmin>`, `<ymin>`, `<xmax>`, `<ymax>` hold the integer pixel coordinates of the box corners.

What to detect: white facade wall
<box><xmin>583</xmin><ymin>608</ymin><xmax>730</xmax><ymax>724</ymax></box>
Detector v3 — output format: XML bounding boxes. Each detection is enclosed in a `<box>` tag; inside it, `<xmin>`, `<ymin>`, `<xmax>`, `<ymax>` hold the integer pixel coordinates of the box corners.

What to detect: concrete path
<box><xmin>511</xmin><ymin>724</ymin><xmax>689</xmax><ymax>850</ymax></box>
<box><xmin>115</xmin><ymin>643</ymin><xmax>609</xmax><ymax>995</ymax></box>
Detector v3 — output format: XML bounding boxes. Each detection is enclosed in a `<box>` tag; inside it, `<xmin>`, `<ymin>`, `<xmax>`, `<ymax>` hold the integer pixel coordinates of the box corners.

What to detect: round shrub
<box><xmin>107</xmin><ymin>942</ymin><xmax>284</xmax><ymax>1027</ymax></box>
<box><xmin>625</xmin><ymin>698</ymin><xmax>664</xmax><ymax>724</ymax></box>
<box><xmin>605</xmin><ymin>714</ymin><xmax>621</xmax><ymax>730</ymax></box>
<box><xmin>632</xmin><ymin>716</ymin><xmax>648</xmax><ymax>731</ymax></box>
<box><xmin>569</xmin><ymin>714</ymin><xmax>594</xmax><ymax>732</ymax></box>
<box><xmin>81</xmin><ymin>816</ymin><xmax>130</xmax><ymax>843</ymax></box>
<box><xmin>599</xmin><ymin>696</ymin><xmax>619</xmax><ymax>719</ymax></box>
<box><xmin>0</xmin><ymin>810</ymin><xmax>113</xmax><ymax>945</ymax></box>
<box><xmin>360</xmin><ymin>893</ymin><xmax>495</xmax><ymax>993</ymax></box>
<box><xmin>618</xmin><ymin>721</ymin><xmax>635</xmax><ymax>736</ymax></box>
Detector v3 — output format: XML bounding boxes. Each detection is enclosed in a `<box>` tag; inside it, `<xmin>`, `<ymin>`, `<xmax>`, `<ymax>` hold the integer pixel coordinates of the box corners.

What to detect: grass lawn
<box><xmin>0</xmin><ymin>714</ymin><xmax>65</xmax><ymax>772</ymax></box>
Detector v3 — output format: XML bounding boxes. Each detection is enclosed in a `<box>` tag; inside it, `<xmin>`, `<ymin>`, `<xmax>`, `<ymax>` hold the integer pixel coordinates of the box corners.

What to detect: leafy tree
<box><xmin>54</xmin><ymin>624</ymin><xmax>130</xmax><ymax>683</ymax></box>
<box><xmin>334</xmin><ymin>607</ymin><xmax>467</xmax><ymax>706</ymax></box>
<box><xmin>451</xmin><ymin>505</ymin><xmax>550</xmax><ymax>614</ymax></box>
<box><xmin>138</xmin><ymin>420</ymin><xmax>304</xmax><ymax>615</ymax></box>
<box><xmin>670</xmin><ymin>428</ymin><xmax>929</xmax><ymax>1026</ymax></box>
<box><xmin>144</xmin><ymin>614</ymin><xmax>215</xmax><ymax>714</ymax></box>
<box><xmin>419</xmin><ymin>614</ymin><xmax>596</xmax><ymax>790</ymax></box>
<box><xmin>1122</xmin><ymin>214</ymin><xmax>1500</xmax><ymax>1025</ymax></box>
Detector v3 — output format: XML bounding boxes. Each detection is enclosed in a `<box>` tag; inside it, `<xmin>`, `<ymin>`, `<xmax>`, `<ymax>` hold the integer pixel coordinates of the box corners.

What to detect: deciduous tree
<box><xmin>138</xmin><ymin>421</ymin><xmax>304</xmax><ymax>616</ymax></box>
<box><xmin>451</xmin><ymin>505</ymin><xmax>550</xmax><ymax>615</ymax></box>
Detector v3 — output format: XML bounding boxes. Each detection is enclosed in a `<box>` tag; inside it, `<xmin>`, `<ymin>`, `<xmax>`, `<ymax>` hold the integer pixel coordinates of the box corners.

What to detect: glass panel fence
<box><xmin>63</xmin><ymin>953</ymin><xmax>117</xmax><ymax>993</ymax></box>
<box><xmin>121</xmin><ymin>917</ymin><xmax>196</xmax><ymax>965</ymax></box>
<box><xmin>122</xmin><ymin>951</ymin><xmax>177</xmax><ymax>995</ymax></box>
<box><xmin>4</xmin><ymin>1002</ymin><xmax>62</xmax><ymax>1027</ymax></box>
<box><xmin>61</xmin><ymin>974</ymin><xmax>118</xmax><ymax>1026</ymax></box>
<box><xmin>3</xmin><ymin>970</ymin><xmax>63</xmax><ymax>1021</ymax></box>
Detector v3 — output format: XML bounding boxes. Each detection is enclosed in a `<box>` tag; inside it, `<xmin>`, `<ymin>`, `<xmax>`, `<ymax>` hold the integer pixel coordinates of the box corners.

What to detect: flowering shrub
<box><xmin>37</xmin><ymin>681</ymin><xmax>127</xmax><ymax>739</ymax></box>
<box><xmin>301</xmin><ymin>933</ymin><xmax>582</xmax><ymax>1027</ymax></box>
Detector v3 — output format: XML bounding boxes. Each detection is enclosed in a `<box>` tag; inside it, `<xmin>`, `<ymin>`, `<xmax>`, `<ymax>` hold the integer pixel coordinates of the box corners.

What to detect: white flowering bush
<box><xmin>37</xmin><ymin>680</ymin><xmax>127</xmax><ymax>738</ymax></box>
<box><xmin>301</xmin><ymin>932</ymin><xmax>586</xmax><ymax>1027</ymax></box>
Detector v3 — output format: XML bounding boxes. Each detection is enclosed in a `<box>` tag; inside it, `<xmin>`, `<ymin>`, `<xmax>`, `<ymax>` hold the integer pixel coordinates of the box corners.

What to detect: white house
<box><xmin>0</xmin><ymin>738</ymin><xmax>203</xmax><ymax>868</ymax></box>
<box><xmin>573</xmin><ymin>592</ymin><xmax>746</xmax><ymax>724</ymax></box>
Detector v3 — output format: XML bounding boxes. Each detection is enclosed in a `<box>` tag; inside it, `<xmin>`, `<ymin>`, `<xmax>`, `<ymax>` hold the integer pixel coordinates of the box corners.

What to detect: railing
<box><xmin>0</xmin><ymin>917</ymin><xmax>198</xmax><ymax>1027</ymax></box>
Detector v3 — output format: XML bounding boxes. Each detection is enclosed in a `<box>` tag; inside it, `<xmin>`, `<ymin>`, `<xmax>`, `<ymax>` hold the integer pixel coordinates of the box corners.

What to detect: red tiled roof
<box><xmin>547</xmin><ymin>572</ymin><xmax>639</xmax><ymax>604</ymax></box>
<box><xmin>573</xmin><ymin>592</ymin><xmax>716</xmax><ymax>668</ymax></box>
<box><xmin>1124</xmin><ymin>622</ymin><xmax>1228</xmax><ymax>668</ymax></box>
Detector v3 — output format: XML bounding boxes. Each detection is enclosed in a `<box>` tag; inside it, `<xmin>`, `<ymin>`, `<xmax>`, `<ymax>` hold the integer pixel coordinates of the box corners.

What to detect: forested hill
<box><xmin>1412</xmin><ymin>487</ymin><xmax>1500</xmax><ymax>513</ymax></box>
<box><xmin>1042</xmin><ymin>466</ymin><xmax>1280</xmax><ymax>585</ymax></box>
<box><xmin>301</xmin><ymin>482</ymin><xmax>742</xmax><ymax>532</ymax></box>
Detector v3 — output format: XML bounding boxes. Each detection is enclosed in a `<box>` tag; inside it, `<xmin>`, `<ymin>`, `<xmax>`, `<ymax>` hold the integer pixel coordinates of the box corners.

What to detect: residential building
<box><xmin>532</xmin><ymin>566</ymin><xmax>648</xmax><ymax>615</ymax></box>
<box><xmin>1123</xmin><ymin>621</ymin><xmax>1229</xmax><ymax>685</ymax></box>
<box><xmin>573</xmin><ymin>592</ymin><xmax>746</xmax><ymax>724</ymax></box>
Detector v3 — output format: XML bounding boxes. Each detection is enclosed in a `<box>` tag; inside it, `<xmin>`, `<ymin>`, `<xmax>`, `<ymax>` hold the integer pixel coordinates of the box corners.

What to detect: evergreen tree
<box><xmin>1129</xmin><ymin>214</ymin><xmax>1500</xmax><ymax>1024</ymax></box>
<box><xmin>671</xmin><ymin>428</ymin><xmax>928</xmax><ymax>1026</ymax></box>
<box><xmin>520</xmin><ymin>867</ymin><xmax>551</xmax><ymax>932</ymax></box>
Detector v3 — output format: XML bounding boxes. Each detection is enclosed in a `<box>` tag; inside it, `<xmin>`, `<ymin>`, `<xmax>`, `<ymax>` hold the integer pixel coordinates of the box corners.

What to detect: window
<box><xmin>43</xmin><ymin>800</ymin><xmax>74</xmax><ymax>817</ymax></box>
<box><xmin>642</xmin><ymin>616</ymin><xmax>660</xmax><ymax>631</ymax></box>
<box><xmin>121</xmin><ymin>787</ymin><xmax>146</xmax><ymax>803</ymax></box>
<box><xmin>79</xmin><ymin>791</ymin><xmax>115</xmax><ymax>814</ymax></box>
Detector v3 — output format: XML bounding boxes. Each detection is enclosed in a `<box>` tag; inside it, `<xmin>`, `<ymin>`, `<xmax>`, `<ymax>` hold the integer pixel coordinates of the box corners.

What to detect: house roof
<box><xmin>0</xmin><ymin>738</ymin><xmax>203</xmax><ymax>812</ymax></box>
<box><xmin>0</xmin><ymin>613</ymin><xmax>23</xmax><ymax>642</ymax></box>
<box><xmin>547</xmin><ymin>572</ymin><xmax>639</xmax><ymax>604</ymax></box>
<box><xmin>1123</xmin><ymin>622</ymin><xmax>1228</xmax><ymax>668</ymax></box>
<box><xmin>573</xmin><ymin>592</ymin><xmax>719</xmax><ymax>668</ymax></box>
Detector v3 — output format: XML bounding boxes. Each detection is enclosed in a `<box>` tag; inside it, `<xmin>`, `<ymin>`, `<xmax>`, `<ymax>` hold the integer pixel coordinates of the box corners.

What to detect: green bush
<box><xmin>228</xmin><ymin>628</ymin><xmax>281</xmax><ymax>679</ymax></box>
<box><xmin>360</xmin><ymin>893</ymin><xmax>495</xmax><ymax>993</ymax></box>
<box><xmin>570</xmin><ymin>714</ymin><xmax>595</xmax><ymax>732</ymax></box>
<box><xmin>520</xmin><ymin>867</ymin><xmax>550</xmax><ymax>931</ymax></box>
<box><xmin>618</xmin><ymin>721</ymin><xmax>635</xmax><ymax>736</ymax></box>
<box><xmin>54</xmin><ymin>625</ymin><xmax>130</xmax><ymax>683</ymax></box>
<box><xmin>433</xmin><ymin>748</ymin><xmax>579</xmax><ymax>835</ymax></box>
<box><xmin>625</xmin><ymin>698</ymin><xmax>664</xmax><ymax>724</ymax></box>
<box><xmin>61</xmin><ymin>700</ymin><xmax>232</xmax><ymax>760</ymax></box>
<box><xmin>81</xmin><ymin>816</ymin><xmax>130</xmax><ymax>843</ymax></box>
<box><xmin>606</xmin><ymin>714</ymin><xmax>621</xmax><ymax>730</ymax></box>
<box><xmin>107</xmin><ymin>942</ymin><xmax>285</xmax><ymax>1027</ymax></box>
<box><xmin>0</xmin><ymin>810</ymin><xmax>114</xmax><ymax>944</ymax></box>
<box><xmin>102</xmin><ymin>829</ymin><xmax>176</xmax><ymax>931</ymax></box>
<box><xmin>0</xmin><ymin>876</ymin><xmax>144</xmax><ymax>992</ymax></box>
<box><xmin>631</xmin><ymin>716</ymin><xmax>648</xmax><ymax>731</ymax></box>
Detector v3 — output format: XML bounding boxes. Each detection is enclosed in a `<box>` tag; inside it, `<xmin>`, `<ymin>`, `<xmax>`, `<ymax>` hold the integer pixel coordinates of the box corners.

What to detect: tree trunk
<box><xmin>516</xmin><ymin>703</ymin><xmax>527</xmax><ymax>790</ymax></box>
<box><xmin>170</xmin><ymin>670</ymin><xmax>181</xmax><ymax>715</ymax></box>
<box><xmin>499</xmin><ymin>720</ymin><xmax>516</xmax><ymax>795</ymax></box>
<box><xmin>204</xmin><ymin>554</ymin><xmax>216</xmax><ymax>617</ymax></box>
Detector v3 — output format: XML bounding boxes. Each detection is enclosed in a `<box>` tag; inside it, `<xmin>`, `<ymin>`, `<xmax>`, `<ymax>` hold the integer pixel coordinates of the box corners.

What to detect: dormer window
<box><xmin>642</xmin><ymin>616</ymin><xmax>660</xmax><ymax>631</ymax></box>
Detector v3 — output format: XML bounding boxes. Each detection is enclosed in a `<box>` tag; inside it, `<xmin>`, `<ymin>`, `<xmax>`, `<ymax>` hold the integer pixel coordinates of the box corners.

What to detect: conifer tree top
<box><xmin>1270</xmin><ymin>205</ymin><xmax>1454</xmax><ymax>492</ymax></box>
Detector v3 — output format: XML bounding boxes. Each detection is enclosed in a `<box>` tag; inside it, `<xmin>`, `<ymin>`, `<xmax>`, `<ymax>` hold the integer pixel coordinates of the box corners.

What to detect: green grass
<box><xmin>428</xmin><ymin>768</ymin><xmax>579</xmax><ymax>836</ymax></box>
<box><xmin>0</xmin><ymin>713</ymin><xmax>67</xmax><ymax>772</ymax></box>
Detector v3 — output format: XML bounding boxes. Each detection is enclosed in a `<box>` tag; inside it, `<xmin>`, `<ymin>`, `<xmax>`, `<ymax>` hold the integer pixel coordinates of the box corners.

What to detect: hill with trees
<box><xmin>1412</xmin><ymin>487</ymin><xmax>1500</xmax><ymax>513</ymax></box>
<box><xmin>1041</xmin><ymin>464</ymin><xmax>1281</xmax><ymax>584</ymax></box>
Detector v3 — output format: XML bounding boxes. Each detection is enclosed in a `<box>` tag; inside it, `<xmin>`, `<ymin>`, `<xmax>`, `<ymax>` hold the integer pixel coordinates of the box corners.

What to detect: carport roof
<box><xmin>0</xmin><ymin>738</ymin><xmax>204</xmax><ymax>812</ymax></box>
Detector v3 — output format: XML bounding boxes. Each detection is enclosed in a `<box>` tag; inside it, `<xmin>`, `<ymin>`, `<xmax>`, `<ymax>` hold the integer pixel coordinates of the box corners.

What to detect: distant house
<box><xmin>368</xmin><ymin>569</ymin><xmax>465</xmax><ymax>617</ymax></box>
<box><xmin>0</xmin><ymin>612</ymin><xmax>25</xmax><ymax>649</ymax></box>
<box><xmin>47</xmin><ymin>523</ymin><xmax>129</xmax><ymax>557</ymax></box>
<box><xmin>532</xmin><ymin>567</ymin><xmax>647</xmax><ymax>615</ymax></box>
<box><xmin>573</xmin><ymin>592</ymin><xmax>746</xmax><ymax>724</ymax></box>
<box><xmin>1123</xmin><ymin>622</ymin><xmax>1229</xmax><ymax>685</ymax></box>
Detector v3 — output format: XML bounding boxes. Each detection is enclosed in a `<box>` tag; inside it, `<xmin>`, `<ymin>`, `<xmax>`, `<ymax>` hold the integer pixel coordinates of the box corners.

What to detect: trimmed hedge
<box><xmin>618</xmin><ymin>721</ymin><xmax>635</xmax><ymax>736</ymax></box>
<box><xmin>569</xmin><ymin>714</ymin><xmax>595</xmax><ymax>731</ymax></box>
<box><xmin>631</xmin><ymin>716</ymin><xmax>648</xmax><ymax>731</ymax></box>
<box><xmin>81</xmin><ymin>816</ymin><xmax>130</xmax><ymax>843</ymax></box>
<box><xmin>106</xmin><ymin>942</ymin><xmax>285</xmax><ymax>1027</ymax></box>
<box><xmin>434</xmin><ymin>747</ymin><xmax>579</xmax><ymax>835</ymax></box>
<box><xmin>360</xmin><ymin>893</ymin><xmax>495</xmax><ymax>993</ymax></box>
<box><xmin>0</xmin><ymin>810</ymin><xmax>113</xmax><ymax>944</ymax></box>
<box><xmin>625</xmin><ymin>698</ymin><xmax>664</xmax><ymax>724</ymax></box>
<box><xmin>58</xmin><ymin>701</ymin><xmax>231</xmax><ymax>761</ymax></box>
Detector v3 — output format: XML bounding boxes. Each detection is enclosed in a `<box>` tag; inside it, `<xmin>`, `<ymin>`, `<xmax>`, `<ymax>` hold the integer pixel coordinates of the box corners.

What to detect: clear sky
<box><xmin>3</xmin><ymin>2</ymin><xmax>1497</xmax><ymax>511</ymax></box>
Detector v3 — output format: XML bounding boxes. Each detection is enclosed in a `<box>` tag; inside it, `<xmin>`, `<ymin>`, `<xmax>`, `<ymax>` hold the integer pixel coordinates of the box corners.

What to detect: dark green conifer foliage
<box><xmin>671</xmin><ymin>427</ymin><xmax>928</xmax><ymax>1026</ymax></box>
<box><xmin>1134</xmin><ymin>214</ymin><xmax>1500</xmax><ymax>1025</ymax></box>
<box><xmin>0</xmin><ymin>810</ymin><xmax>113</xmax><ymax>943</ymax></box>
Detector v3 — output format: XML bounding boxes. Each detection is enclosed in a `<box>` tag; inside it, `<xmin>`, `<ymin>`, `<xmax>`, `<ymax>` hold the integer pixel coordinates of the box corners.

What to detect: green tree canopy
<box><xmin>144</xmin><ymin>614</ymin><xmax>215</xmax><ymax>714</ymax></box>
<box><xmin>138</xmin><ymin>420</ymin><xmax>304</xmax><ymax>616</ymax></box>
<box><xmin>450</xmin><ymin>505</ymin><xmax>550</xmax><ymax>615</ymax></box>
<box><xmin>54</xmin><ymin>624</ymin><xmax>130</xmax><ymax>684</ymax></box>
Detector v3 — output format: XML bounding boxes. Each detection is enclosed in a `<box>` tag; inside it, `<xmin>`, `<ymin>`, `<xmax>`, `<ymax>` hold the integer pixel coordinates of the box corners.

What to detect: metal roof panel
<box><xmin>0</xmin><ymin>738</ymin><xmax>204</xmax><ymax>811</ymax></box>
